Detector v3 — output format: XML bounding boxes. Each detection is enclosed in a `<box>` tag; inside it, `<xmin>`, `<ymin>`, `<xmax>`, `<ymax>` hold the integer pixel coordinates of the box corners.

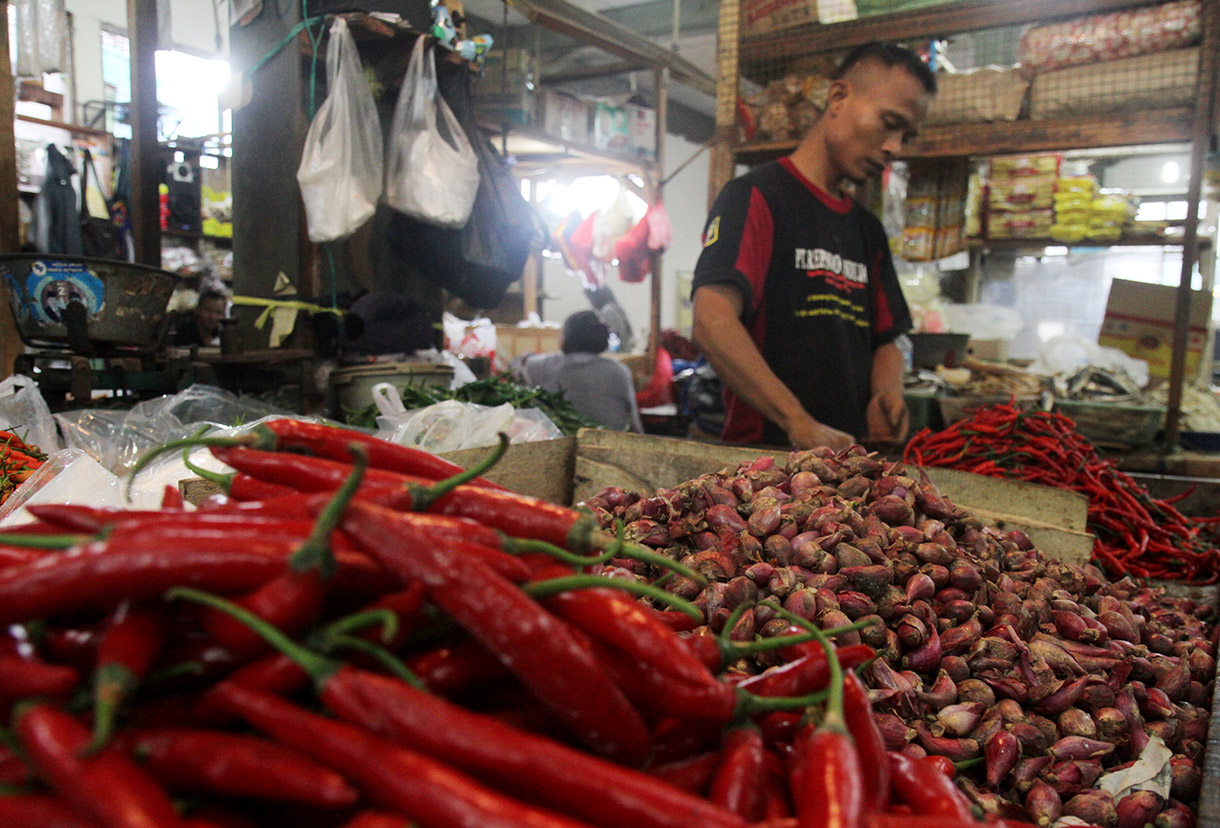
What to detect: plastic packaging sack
<box><xmin>377</xmin><ymin>400</ymin><xmax>561</xmax><ymax>452</ymax></box>
<box><xmin>0</xmin><ymin>450</ymin><xmax>123</xmax><ymax>528</ymax></box>
<box><xmin>384</xmin><ymin>37</ymin><xmax>480</xmax><ymax>229</ymax></box>
<box><xmin>0</xmin><ymin>375</ymin><xmax>60</xmax><ymax>455</ymax></box>
<box><xmin>297</xmin><ymin>17</ymin><xmax>384</xmax><ymax>243</ymax></box>
<box><xmin>1028</xmin><ymin>334</ymin><xmax>1151</xmax><ymax>389</ymax></box>
<box><xmin>54</xmin><ymin>384</ymin><xmax>291</xmax><ymax>475</ymax></box>
<box><xmin>15</xmin><ymin>0</ymin><xmax>67</xmax><ymax>77</ymax></box>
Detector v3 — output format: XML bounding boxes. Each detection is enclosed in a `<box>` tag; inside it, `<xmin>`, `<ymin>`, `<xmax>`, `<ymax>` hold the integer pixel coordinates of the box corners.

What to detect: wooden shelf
<box><xmin>733</xmin><ymin>107</ymin><xmax>1196</xmax><ymax>164</ymax></box>
<box><xmin>969</xmin><ymin>234</ymin><xmax>1212</xmax><ymax>250</ymax></box>
<box><xmin>740</xmin><ymin>0</ymin><xmax>1162</xmax><ymax>76</ymax></box>
<box><xmin>479</xmin><ymin>122</ymin><xmax>657</xmax><ymax>174</ymax></box>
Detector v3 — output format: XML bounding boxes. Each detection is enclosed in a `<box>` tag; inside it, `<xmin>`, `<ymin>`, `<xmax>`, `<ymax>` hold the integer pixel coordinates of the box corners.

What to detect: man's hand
<box><xmin>866</xmin><ymin>390</ymin><xmax>909</xmax><ymax>443</ymax></box>
<box><xmin>787</xmin><ymin>414</ymin><xmax>854</xmax><ymax>451</ymax></box>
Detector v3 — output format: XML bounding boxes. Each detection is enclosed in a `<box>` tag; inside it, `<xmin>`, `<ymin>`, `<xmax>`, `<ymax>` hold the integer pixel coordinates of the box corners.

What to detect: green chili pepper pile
<box><xmin>346</xmin><ymin>373</ymin><xmax>601</xmax><ymax>435</ymax></box>
<box><xmin>904</xmin><ymin>401</ymin><xmax>1220</xmax><ymax>583</ymax></box>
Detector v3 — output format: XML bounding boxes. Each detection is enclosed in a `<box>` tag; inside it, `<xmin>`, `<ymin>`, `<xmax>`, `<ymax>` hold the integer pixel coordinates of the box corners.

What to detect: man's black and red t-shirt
<box><xmin>692</xmin><ymin>157</ymin><xmax>911</xmax><ymax>445</ymax></box>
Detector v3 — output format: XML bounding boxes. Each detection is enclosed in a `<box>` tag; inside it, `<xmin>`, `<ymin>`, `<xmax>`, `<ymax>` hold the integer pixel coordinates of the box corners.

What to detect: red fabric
<box><xmin>635</xmin><ymin>347</ymin><xmax>674</xmax><ymax>409</ymax></box>
<box><xmin>615</xmin><ymin>212</ymin><xmax>653</xmax><ymax>283</ymax></box>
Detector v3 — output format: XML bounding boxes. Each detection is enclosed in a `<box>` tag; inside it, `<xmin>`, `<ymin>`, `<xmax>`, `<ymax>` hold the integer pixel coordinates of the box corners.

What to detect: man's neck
<box><xmin>787</xmin><ymin>133</ymin><xmax>844</xmax><ymax>196</ymax></box>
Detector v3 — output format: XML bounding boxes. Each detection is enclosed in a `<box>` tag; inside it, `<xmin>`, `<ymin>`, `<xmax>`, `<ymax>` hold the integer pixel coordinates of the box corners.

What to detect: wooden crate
<box><xmin>445</xmin><ymin>430</ymin><xmax>1096</xmax><ymax>566</ymax></box>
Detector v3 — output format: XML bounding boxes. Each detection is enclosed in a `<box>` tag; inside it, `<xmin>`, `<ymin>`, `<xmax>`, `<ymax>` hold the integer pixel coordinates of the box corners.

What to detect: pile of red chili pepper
<box><xmin>0</xmin><ymin>429</ymin><xmax>45</xmax><ymax>506</ymax></box>
<box><xmin>0</xmin><ymin>418</ymin><xmax>1054</xmax><ymax>828</ymax></box>
<box><xmin>904</xmin><ymin>401</ymin><xmax>1220</xmax><ymax>583</ymax></box>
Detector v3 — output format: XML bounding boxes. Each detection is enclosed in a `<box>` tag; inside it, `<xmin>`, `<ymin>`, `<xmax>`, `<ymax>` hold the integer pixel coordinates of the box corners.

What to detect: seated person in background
<box><xmin>170</xmin><ymin>289</ymin><xmax>228</xmax><ymax>347</ymax></box>
<box><xmin>520</xmin><ymin>310</ymin><xmax>643</xmax><ymax>433</ymax></box>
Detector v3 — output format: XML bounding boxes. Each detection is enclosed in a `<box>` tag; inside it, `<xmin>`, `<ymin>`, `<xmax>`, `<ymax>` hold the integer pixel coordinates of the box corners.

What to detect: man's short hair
<box><xmin>198</xmin><ymin>289</ymin><xmax>228</xmax><ymax>306</ymax></box>
<box><xmin>834</xmin><ymin>42</ymin><xmax>937</xmax><ymax>95</ymax></box>
<box><xmin>562</xmin><ymin>310</ymin><xmax>610</xmax><ymax>355</ymax></box>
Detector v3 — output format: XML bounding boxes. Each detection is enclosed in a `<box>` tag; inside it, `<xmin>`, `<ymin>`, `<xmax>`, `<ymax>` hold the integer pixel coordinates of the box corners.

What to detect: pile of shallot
<box><xmin>584</xmin><ymin>445</ymin><xmax>1216</xmax><ymax>828</ymax></box>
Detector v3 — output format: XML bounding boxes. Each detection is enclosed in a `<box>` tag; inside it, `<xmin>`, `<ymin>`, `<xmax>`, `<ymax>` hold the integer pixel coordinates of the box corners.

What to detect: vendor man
<box><xmin>691</xmin><ymin>42</ymin><xmax>936</xmax><ymax>450</ymax></box>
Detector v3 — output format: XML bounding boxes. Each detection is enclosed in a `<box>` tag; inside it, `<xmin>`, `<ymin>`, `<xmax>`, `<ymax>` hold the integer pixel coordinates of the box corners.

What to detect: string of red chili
<box><xmin>904</xmin><ymin>402</ymin><xmax>1220</xmax><ymax>584</ymax></box>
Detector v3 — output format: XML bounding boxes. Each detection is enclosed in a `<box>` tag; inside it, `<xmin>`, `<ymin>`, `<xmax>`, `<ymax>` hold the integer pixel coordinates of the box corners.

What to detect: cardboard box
<box><xmin>540</xmin><ymin>91</ymin><xmax>589</xmax><ymax>145</ymax></box>
<box><xmin>494</xmin><ymin>324</ymin><xmax>562</xmax><ymax>362</ymax></box>
<box><xmin>592</xmin><ymin>101</ymin><xmax>629</xmax><ymax>153</ymax></box>
<box><xmin>1097</xmin><ymin>279</ymin><xmax>1212</xmax><ymax>380</ymax></box>
<box><xmin>475</xmin><ymin>48</ymin><xmax>536</xmax><ymax>98</ymax></box>
<box><xmin>743</xmin><ymin>0</ymin><xmax>817</xmax><ymax>35</ymax></box>
<box><xmin>626</xmin><ymin>103</ymin><xmax>656</xmax><ymax>158</ymax></box>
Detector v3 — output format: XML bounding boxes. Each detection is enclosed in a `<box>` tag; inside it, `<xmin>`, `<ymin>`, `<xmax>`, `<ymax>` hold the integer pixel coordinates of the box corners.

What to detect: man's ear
<box><xmin>824</xmin><ymin>78</ymin><xmax>850</xmax><ymax>112</ymax></box>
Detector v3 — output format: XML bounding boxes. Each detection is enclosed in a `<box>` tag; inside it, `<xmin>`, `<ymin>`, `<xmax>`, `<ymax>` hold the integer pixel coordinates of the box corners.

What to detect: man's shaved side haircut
<box><xmin>833</xmin><ymin>42</ymin><xmax>937</xmax><ymax>95</ymax></box>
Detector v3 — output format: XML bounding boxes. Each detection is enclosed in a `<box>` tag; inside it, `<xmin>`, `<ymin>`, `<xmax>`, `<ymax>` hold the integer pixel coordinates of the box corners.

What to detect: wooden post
<box><xmin>1164</xmin><ymin>0</ymin><xmax>1219</xmax><ymax>447</ymax></box>
<box><xmin>708</xmin><ymin>0</ymin><xmax>739</xmax><ymax>207</ymax></box>
<box><xmin>649</xmin><ymin>67</ymin><xmax>668</xmax><ymax>363</ymax></box>
<box><xmin>229</xmin><ymin>3</ymin><xmax>309</xmax><ymax>320</ymax></box>
<box><xmin>0</xmin><ymin>0</ymin><xmax>21</xmax><ymax>378</ymax></box>
<box><xmin>127</xmin><ymin>0</ymin><xmax>161</xmax><ymax>267</ymax></box>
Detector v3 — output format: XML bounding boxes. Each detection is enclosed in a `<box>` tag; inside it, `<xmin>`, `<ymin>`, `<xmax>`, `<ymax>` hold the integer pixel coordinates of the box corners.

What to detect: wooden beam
<box><xmin>743</xmin><ymin>0</ymin><xmax>1165</xmax><ymax>66</ymax></box>
<box><xmin>127</xmin><ymin>0</ymin><xmax>161</xmax><ymax>267</ymax></box>
<box><xmin>0</xmin><ymin>1</ymin><xmax>22</xmax><ymax>379</ymax></box>
<box><xmin>16</xmin><ymin>115</ymin><xmax>111</xmax><ymax>139</ymax></box>
<box><xmin>709</xmin><ymin>0</ymin><xmax>740</xmax><ymax>205</ymax></box>
<box><xmin>732</xmin><ymin>108</ymin><xmax>1197</xmax><ymax>165</ymax></box>
<box><xmin>649</xmin><ymin>67</ymin><xmax>667</xmax><ymax>362</ymax></box>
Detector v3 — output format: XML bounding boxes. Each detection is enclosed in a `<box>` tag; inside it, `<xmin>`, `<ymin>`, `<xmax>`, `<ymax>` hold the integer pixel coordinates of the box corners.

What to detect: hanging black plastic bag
<box><xmin>386</xmin><ymin>55</ymin><xmax>544</xmax><ymax>308</ymax></box>
<box><xmin>79</xmin><ymin>147</ymin><xmax>127</xmax><ymax>261</ymax></box>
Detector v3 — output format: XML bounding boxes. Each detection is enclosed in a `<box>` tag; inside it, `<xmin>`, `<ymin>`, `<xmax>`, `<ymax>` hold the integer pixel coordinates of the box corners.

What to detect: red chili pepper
<box><xmin>841</xmin><ymin>670</ymin><xmax>889</xmax><ymax>813</ymax></box>
<box><xmin>646</xmin><ymin>751</ymin><xmax>721</xmax><ymax>793</ymax></box>
<box><xmin>111</xmin><ymin>726</ymin><xmax>359</xmax><ymax>807</ymax></box>
<box><xmin>259</xmin><ymin>418</ymin><xmax>503</xmax><ymax>489</ymax></box>
<box><xmin>0</xmin><ymin>794</ymin><xmax>99</xmax><ymax>828</ymax></box>
<box><xmin>529</xmin><ymin>562</ymin><xmax>716</xmax><ymax>688</ymax></box>
<box><xmin>160</xmin><ymin>484</ymin><xmax>186</xmax><ymax>510</ymax></box>
<box><xmin>14</xmin><ymin>702</ymin><xmax>184</xmax><ymax>828</ymax></box>
<box><xmin>90</xmin><ymin>602</ymin><xmax>166</xmax><ymax>751</ymax></box>
<box><xmin>322</xmin><ymin>668</ymin><xmax>748</xmax><ymax>828</ymax></box>
<box><xmin>736</xmin><ymin>644</ymin><xmax>875</xmax><ymax>699</ymax></box>
<box><xmin>175</xmin><ymin>587</ymin><xmax>747</xmax><ymax>828</ymax></box>
<box><xmin>709</xmin><ymin>722</ymin><xmax>765</xmax><ymax>821</ymax></box>
<box><xmin>338</xmin><ymin>813</ymin><xmax>413</xmax><ymax>828</ymax></box>
<box><xmin>402</xmin><ymin>638</ymin><xmax>515</xmax><ymax>696</ymax></box>
<box><xmin>0</xmin><ymin>539</ymin><xmax>300</xmax><ymax>624</ymax></box>
<box><xmin>0</xmin><ymin>630</ymin><xmax>80</xmax><ymax>700</ymax></box>
<box><xmin>339</xmin><ymin>499</ymin><xmax>650</xmax><ymax>764</ymax></box>
<box><xmin>649</xmin><ymin>716</ymin><xmax>722</xmax><ymax>765</ymax></box>
<box><xmin>786</xmin><ymin>650</ymin><xmax>863</xmax><ymax>828</ymax></box>
<box><xmin>0</xmin><ymin>543</ymin><xmax>47</xmax><ymax>571</ymax></box>
<box><xmin>647</xmin><ymin>606</ymin><xmax>703</xmax><ymax>632</ymax></box>
<box><xmin>887</xmin><ymin>751</ymin><xmax>974</xmax><ymax>820</ymax></box>
<box><xmin>211</xmin><ymin>682</ymin><xmax>603</xmax><ymax>828</ymax></box>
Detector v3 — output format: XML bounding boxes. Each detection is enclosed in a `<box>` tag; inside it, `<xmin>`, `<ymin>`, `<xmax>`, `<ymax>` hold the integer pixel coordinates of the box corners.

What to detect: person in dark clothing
<box><xmin>520</xmin><ymin>310</ymin><xmax>643</xmax><ymax>433</ymax></box>
<box><xmin>171</xmin><ymin>289</ymin><xmax>227</xmax><ymax>347</ymax></box>
<box><xmin>691</xmin><ymin>42</ymin><xmax>936</xmax><ymax>450</ymax></box>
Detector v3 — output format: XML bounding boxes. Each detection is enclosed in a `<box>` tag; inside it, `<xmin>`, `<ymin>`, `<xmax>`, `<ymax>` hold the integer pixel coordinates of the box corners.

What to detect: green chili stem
<box><xmin>291</xmin><ymin>443</ymin><xmax>368</xmax><ymax>577</ymax></box>
<box><xmin>736</xmin><ymin>686</ymin><xmax>831</xmax><ymax>717</ymax></box>
<box><xmin>145</xmin><ymin>661</ymin><xmax>205</xmax><ymax>684</ymax></box>
<box><xmin>618</xmin><ymin>541</ymin><xmax>708</xmax><ymax>588</ymax></box>
<box><xmin>0</xmin><ymin>533</ymin><xmax>86</xmax><ymax>549</ymax></box>
<box><xmin>726</xmin><ymin>619</ymin><xmax>877</xmax><ymax>656</ymax></box>
<box><xmin>181</xmin><ymin>455</ymin><xmax>236</xmax><ymax>492</ymax></box>
<box><xmin>522</xmin><ymin>574</ymin><xmax>703</xmax><ymax>622</ymax></box>
<box><xmin>322</xmin><ymin>635</ymin><xmax>426</xmax><ymax>691</ymax></box>
<box><xmin>126</xmin><ymin>426</ymin><xmax>221</xmax><ymax>496</ymax></box>
<box><xmin>315</xmin><ymin>609</ymin><xmax>399</xmax><ymax>645</ymax></box>
<box><xmin>503</xmin><ymin>537</ymin><xmax>619</xmax><ymax>567</ymax></box>
<box><xmin>804</xmin><ymin>616</ymin><xmax>847</xmax><ymax>735</ymax></box>
<box><xmin>406</xmin><ymin>433</ymin><xmax>509</xmax><ymax>510</ymax></box>
<box><xmin>166</xmin><ymin>587</ymin><xmax>340</xmax><ymax>685</ymax></box>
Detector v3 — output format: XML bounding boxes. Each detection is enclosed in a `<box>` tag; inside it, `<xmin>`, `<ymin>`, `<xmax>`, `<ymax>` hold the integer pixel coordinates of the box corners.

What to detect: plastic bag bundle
<box><xmin>297</xmin><ymin>17</ymin><xmax>384</xmax><ymax>243</ymax></box>
<box><xmin>385</xmin><ymin>37</ymin><xmax>480</xmax><ymax>229</ymax></box>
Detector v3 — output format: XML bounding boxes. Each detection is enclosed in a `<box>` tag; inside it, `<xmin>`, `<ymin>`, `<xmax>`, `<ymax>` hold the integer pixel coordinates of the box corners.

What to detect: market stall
<box><xmin>0</xmin><ymin>419</ymin><xmax>1216</xmax><ymax>828</ymax></box>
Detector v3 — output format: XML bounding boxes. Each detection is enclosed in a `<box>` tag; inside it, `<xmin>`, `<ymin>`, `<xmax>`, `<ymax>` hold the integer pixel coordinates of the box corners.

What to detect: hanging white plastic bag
<box><xmin>384</xmin><ymin>37</ymin><xmax>480</xmax><ymax>229</ymax></box>
<box><xmin>0</xmin><ymin>375</ymin><xmax>59</xmax><ymax>455</ymax></box>
<box><xmin>297</xmin><ymin>17</ymin><xmax>384</xmax><ymax>243</ymax></box>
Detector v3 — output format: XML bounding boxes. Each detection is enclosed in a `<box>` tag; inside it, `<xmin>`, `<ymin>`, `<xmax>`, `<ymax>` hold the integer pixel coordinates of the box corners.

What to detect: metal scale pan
<box><xmin>2</xmin><ymin>254</ymin><xmax>178</xmax><ymax>355</ymax></box>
